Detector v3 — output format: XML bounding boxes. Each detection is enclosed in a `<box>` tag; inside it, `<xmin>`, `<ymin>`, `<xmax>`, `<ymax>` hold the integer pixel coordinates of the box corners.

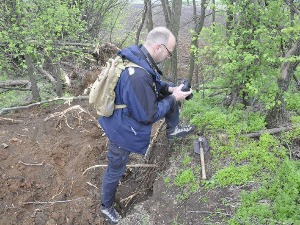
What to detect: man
<box><xmin>99</xmin><ymin>27</ymin><xmax>195</xmax><ymax>224</ymax></box>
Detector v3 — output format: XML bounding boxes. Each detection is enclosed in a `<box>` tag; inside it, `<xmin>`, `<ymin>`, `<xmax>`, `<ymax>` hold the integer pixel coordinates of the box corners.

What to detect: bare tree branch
<box><xmin>284</xmin><ymin>0</ymin><xmax>300</xmax><ymax>15</ymax></box>
<box><xmin>0</xmin><ymin>96</ymin><xmax>89</xmax><ymax>115</ymax></box>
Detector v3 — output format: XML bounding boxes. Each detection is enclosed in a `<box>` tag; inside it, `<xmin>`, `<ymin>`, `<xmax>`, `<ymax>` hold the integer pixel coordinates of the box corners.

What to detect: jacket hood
<box><xmin>118</xmin><ymin>45</ymin><xmax>162</xmax><ymax>82</ymax></box>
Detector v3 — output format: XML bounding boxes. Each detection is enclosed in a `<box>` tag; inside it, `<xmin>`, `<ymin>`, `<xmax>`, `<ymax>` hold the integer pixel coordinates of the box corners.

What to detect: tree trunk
<box><xmin>136</xmin><ymin>1</ymin><xmax>147</xmax><ymax>45</ymax></box>
<box><xmin>25</xmin><ymin>54</ymin><xmax>40</xmax><ymax>101</ymax></box>
<box><xmin>161</xmin><ymin>0</ymin><xmax>171</xmax><ymax>28</ymax></box>
<box><xmin>160</xmin><ymin>0</ymin><xmax>182</xmax><ymax>82</ymax></box>
<box><xmin>188</xmin><ymin>0</ymin><xmax>206</xmax><ymax>83</ymax></box>
<box><xmin>54</xmin><ymin>63</ymin><xmax>63</xmax><ymax>97</ymax></box>
<box><xmin>212</xmin><ymin>0</ymin><xmax>216</xmax><ymax>24</ymax></box>
<box><xmin>145</xmin><ymin>0</ymin><xmax>153</xmax><ymax>32</ymax></box>
<box><xmin>266</xmin><ymin>40</ymin><xmax>300</xmax><ymax>128</ymax></box>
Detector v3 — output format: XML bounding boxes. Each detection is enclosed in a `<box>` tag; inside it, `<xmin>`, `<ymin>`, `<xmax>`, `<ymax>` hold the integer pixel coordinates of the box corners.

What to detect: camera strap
<box><xmin>140</xmin><ymin>45</ymin><xmax>163</xmax><ymax>76</ymax></box>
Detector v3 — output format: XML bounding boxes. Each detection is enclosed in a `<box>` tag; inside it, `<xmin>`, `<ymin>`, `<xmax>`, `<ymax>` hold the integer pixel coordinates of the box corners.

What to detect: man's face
<box><xmin>154</xmin><ymin>36</ymin><xmax>176</xmax><ymax>63</ymax></box>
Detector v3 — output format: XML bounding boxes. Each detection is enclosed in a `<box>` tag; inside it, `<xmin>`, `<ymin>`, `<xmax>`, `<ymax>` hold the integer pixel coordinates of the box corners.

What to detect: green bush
<box><xmin>228</xmin><ymin>160</ymin><xmax>300</xmax><ymax>224</ymax></box>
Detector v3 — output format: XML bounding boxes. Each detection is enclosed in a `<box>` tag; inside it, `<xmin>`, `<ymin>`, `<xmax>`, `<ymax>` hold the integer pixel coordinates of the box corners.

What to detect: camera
<box><xmin>180</xmin><ymin>79</ymin><xmax>193</xmax><ymax>100</ymax></box>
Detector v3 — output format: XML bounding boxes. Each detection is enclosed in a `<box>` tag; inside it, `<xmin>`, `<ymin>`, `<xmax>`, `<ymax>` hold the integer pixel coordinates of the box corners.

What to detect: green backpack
<box><xmin>89</xmin><ymin>55</ymin><xmax>142</xmax><ymax>117</ymax></box>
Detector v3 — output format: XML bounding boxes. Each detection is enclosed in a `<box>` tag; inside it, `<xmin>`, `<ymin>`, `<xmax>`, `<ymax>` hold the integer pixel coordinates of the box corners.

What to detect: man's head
<box><xmin>143</xmin><ymin>27</ymin><xmax>176</xmax><ymax>63</ymax></box>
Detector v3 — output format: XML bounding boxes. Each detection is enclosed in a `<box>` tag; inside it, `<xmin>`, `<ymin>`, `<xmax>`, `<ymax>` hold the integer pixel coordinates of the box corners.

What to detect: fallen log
<box><xmin>0</xmin><ymin>80</ymin><xmax>30</xmax><ymax>88</ymax></box>
<box><xmin>245</xmin><ymin>125</ymin><xmax>292</xmax><ymax>138</ymax></box>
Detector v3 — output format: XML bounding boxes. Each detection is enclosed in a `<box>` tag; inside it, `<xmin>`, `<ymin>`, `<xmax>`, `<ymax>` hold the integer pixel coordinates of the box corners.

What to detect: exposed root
<box><xmin>0</xmin><ymin>117</ymin><xmax>23</xmax><ymax>124</ymax></box>
<box><xmin>120</xmin><ymin>192</ymin><xmax>140</xmax><ymax>208</ymax></box>
<box><xmin>44</xmin><ymin>105</ymin><xmax>101</xmax><ymax>130</ymax></box>
<box><xmin>18</xmin><ymin>161</ymin><xmax>43</xmax><ymax>166</ymax></box>
<box><xmin>82</xmin><ymin>164</ymin><xmax>158</xmax><ymax>175</ymax></box>
<box><xmin>23</xmin><ymin>197</ymin><xmax>84</xmax><ymax>205</ymax></box>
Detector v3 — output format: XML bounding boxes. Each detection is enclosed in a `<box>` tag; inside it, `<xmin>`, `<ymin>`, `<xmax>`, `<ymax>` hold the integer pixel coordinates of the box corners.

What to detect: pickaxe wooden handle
<box><xmin>199</xmin><ymin>142</ymin><xmax>206</xmax><ymax>180</ymax></box>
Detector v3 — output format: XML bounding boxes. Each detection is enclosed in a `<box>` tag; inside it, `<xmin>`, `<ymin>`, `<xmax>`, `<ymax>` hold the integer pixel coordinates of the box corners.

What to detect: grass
<box><xmin>164</xmin><ymin>91</ymin><xmax>300</xmax><ymax>224</ymax></box>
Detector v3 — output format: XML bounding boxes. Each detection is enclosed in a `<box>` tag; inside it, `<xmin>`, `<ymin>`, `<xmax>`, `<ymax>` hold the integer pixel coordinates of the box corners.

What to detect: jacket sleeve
<box><xmin>122</xmin><ymin>67</ymin><xmax>176</xmax><ymax>125</ymax></box>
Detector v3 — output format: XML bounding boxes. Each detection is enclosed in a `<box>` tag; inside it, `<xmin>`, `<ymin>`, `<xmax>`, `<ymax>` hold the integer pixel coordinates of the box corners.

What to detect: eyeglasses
<box><xmin>161</xmin><ymin>44</ymin><xmax>172</xmax><ymax>57</ymax></box>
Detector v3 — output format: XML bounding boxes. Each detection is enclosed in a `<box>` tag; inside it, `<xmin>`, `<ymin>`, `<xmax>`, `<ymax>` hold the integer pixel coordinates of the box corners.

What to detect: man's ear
<box><xmin>154</xmin><ymin>43</ymin><xmax>161</xmax><ymax>51</ymax></box>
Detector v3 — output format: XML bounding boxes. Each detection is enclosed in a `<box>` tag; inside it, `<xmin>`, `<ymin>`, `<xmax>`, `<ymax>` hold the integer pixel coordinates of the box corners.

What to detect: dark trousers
<box><xmin>101</xmin><ymin>101</ymin><xmax>179</xmax><ymax>208</ymax></box>
<box><xmin>101</xmin><ymin>142</ymin><xmax>130</xmax><ymax>208</ymax></box>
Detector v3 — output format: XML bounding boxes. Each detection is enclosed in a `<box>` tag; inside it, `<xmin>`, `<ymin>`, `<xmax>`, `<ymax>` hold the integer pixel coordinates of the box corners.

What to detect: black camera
<box><xmin>180</xmin><ymin>79</ymin><xmax>193</xmax><ymax>100</ymax></box>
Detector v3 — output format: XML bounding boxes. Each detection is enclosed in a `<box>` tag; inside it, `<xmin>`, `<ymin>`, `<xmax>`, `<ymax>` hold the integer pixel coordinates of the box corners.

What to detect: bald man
<box><xmin>99</xmin><ymin>27</ymin><xmax>195</xmax><ymax>224</ymax></box>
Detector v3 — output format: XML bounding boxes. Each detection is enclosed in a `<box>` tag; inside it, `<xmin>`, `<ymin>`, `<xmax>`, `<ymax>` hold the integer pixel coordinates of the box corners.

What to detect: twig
<box><xmin>86</xmin><ymin>182</ymin><xmax>98</xmax><ymax>189</ymax></box>
<box><xmin>187</xmin><ymin>210</ymin><xmax>231</xmax><ymax>216</ymax></box>
<box><xmin>120</xmin><ymin>192</ymin><xmax>140</xmax><ymax>207</ymax></box>
<box><xmin>14</xmin><ymin>132</ymin><xmax>27</xmax><ymax>137</ymax></box>
<box><xmin>0</xmin><ymin>96</ymin><xmax>88</xmax><ymax>115</ymax></box>
<box><xmin>82</xmin><ymin>164</ymin><xmax>158</xmax><ymax>175</ymax></box>
<box><xmin>0</xmin><ymin>117</ymin><xmax>23</xmax><ymax>123</ymax></box>
<box><xmin>51</xmin><ymin>186</ymin><xmax>65</xmax><ymax>200</ymax></box>
<box><xmin>69</xmin><ymin>177</ymin><xmax>74</xmax><ymax>196</ymax></box>
<box><xmin>19</xmin><ymin>161</ymin><xmax>43</xmax><ymax>166</ymax></box>
<box><xmin>144</xmin><ymin>119</ymin><xmax>165</xmax><ymax>162</ymax></box>
<box><xmin>23</xmin><ymin>197</ymin><xmax>83</xmax><ymax>205</ymax></box>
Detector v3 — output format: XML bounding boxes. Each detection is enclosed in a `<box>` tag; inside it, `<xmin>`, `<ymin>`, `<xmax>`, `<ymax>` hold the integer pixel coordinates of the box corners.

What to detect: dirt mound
<box><xmin>0</xmin><ymin>100</ymin><xmax>173</xmax><ymax>225</ymax></box>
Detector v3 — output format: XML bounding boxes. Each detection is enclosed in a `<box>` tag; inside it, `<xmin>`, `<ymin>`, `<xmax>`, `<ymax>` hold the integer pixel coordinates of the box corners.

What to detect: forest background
<box><xmin>1</xmin><ymin>0</ymin><xmax>300</xmax><ymax>224</ymax></box>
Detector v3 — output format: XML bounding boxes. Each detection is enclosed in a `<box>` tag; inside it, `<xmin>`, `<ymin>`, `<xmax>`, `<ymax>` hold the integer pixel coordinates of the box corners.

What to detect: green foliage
<box><xmin>195</xmin><ymin>0</ymin><xmax>297</xmax><ymax>111</ymax></box>
<box><xmin>212</xmin><ymin>133</ymin><xmax>287</xmax><ymax>187</ymax></box>
<box><xmin>174</xmin><ymin>168</ymin><xmax>196</xmax><ymax>187</ymax></box>
<box><xmin>214</xmin><ymin>164</ymin><xmax>255</xmax><ymax>187</ymax></box>
<box><xmin>228</xmin><ymin>160</ymin><xmax>300</xmax><ymax>224</ymax></box>
<box><xmin>180</xmin><ymin>84</ymin><xmax>298</xmax><ymax>221</ymax></box>
<box><xmin>182</xmin><ymin>155</ymin><xmax>192</xmax><ymax>166</ymax></box>
<box><xmin>0</xmin><ymin>90</ymin><xmax>31</xmax><ymax>109</ymax></box>
<box><xmin>174</xmin><ymin>168</ymin><xmax>199</xmax><ymax>201</ymax></box>
<box><xmin>285</xmin><ymin>92</ymin><xmax>300</xmax><ymax>112</ymax></box>
<box><xmin>183</xmin><ymin>92</ymin><xmax>266</xmax><ymax>136</ymax></box>
<box><xmin>282</xmin><ymin>116</ymin><xmax>300</xmax><ymax>141</ymax></box>
<box><xmin>1</xmin><ymin>0</ymin><xmax>87</xmax><ymax>66</ymax></box>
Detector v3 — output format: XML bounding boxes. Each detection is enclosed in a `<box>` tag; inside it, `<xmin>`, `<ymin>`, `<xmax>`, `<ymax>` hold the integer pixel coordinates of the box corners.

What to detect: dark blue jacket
<box><xmin>98</xmin><ymin>45</ymin><xmax>176</xmax><ymax>154</ymax></box>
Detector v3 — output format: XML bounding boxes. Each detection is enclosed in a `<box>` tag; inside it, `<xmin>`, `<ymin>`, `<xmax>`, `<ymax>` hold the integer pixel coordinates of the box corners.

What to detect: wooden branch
<box><xmin>55</xmin><ymin>42</ymin><xmax>94</xmax><ymax>47</ymax></box>
<box><xmin>283</xmin><ymin>0</ymin><xmax>300</xmax><ymax>15</ymax></box>
<box><xmin>200</xmin><ymin>86</ymin><xmax>228</xmax><ymax>90</ymax></box>
<box><xmin>18</xmin><ymin>161</ymin><xmax>43</xmax><ymax>166</ymax></box>
<box><xmin>0</xmin><ymin>96</ymin><xmax>89</xmax><ymax>115</ymax></box>
<box><xmin>245</xmin><ymin>126</ymin><xmax>292</xmax><ymax>138</ymax></box>
<box><xmin>144</xmin><ymin>119</ymin><xmax>165</xmax><ymax>162</ymax></box>
<box><xmin>0</xmin><ymin>117</ymin><xmax>23</xmax><ymax>124</ymax></box>
<box><xmin>23</xmin><ymin>197</ymin><xmax>83</xmax><ymax>205</ymax></box>
<box><xmin>0</xmin><ymin>80</ymin><xmax>30</xmax><ymax>88</ymax></box>
<box><xmin>82</xmin><ymin>164</ymin><xmax>158</xmax><ymax>175</ymax></box>
<box><xmin>0</xmin><ymin>87</ymin><xmax>31</xmax><ymax>91</ymax></box>
<box><xmin>37</xmin><ymin>67</ymin><xmax>56</xmax><ymax>85</ymax></box>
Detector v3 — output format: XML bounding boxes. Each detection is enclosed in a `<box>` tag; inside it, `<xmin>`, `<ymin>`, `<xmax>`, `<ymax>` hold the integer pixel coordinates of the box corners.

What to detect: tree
<box><xmin>160</xmin><ymin>0</ymin><xmax>183</xmax><ymax>81</ymax></box>
<box><xmin>265</xmin><ymin>1</ymin><xmax>300</xmax><ymax>127</ymax></box>
<box><xmin>0</xmin><ymin>0</ymin><xmax>87</xmax><ymax>100</ymax></box>
<box><xmin>196</xmin><ymin>0</ymin><xmax>300</xmax><ymax>128</ymax></box>
<box><xmin>188</xmin><ymin>0</ymin><xmax>207</xmax><ymax>84</ymax></box>
<box><xmin>0</xmin><ymin>0</ymin><xmax>133</xmax><ymax>102</ymax></box>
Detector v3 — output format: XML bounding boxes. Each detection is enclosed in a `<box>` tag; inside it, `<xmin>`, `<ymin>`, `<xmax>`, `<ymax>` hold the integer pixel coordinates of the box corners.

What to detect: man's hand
<box><xmin>171</xmin><ymin>84</ymin><xmax>192</xmax><ymax>101</ymax></box>
<box><xmin>168</xmin><ymin>86</ymin><xmax>176</xmax><ymax>93</ymax></box>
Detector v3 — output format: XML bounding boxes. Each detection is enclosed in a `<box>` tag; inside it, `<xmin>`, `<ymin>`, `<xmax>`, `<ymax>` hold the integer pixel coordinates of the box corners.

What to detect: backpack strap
<box><xmin>114</xmin><ymin>58</ymin><xmax>150</xmax><ymax>110</ymax></box>
<box><xmin>115</xmin><ymin>104</ymin><xmax>127</xmax><ymax>109</ymax></box>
